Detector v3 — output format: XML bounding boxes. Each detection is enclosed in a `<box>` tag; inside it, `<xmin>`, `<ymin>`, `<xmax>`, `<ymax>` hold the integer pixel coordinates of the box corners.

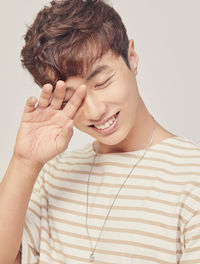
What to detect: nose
<box><xmin>83</xmin><ymin>92</ymin><xmax>108</xmax><ymax>122</ymax></box>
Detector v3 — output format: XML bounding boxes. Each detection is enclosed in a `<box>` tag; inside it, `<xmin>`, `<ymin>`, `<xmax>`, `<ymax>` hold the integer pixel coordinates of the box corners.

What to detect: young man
<box><xmin>0</xmin><ymin>0</ymin><xmax>200</xmax><ymax>263</ymax></box>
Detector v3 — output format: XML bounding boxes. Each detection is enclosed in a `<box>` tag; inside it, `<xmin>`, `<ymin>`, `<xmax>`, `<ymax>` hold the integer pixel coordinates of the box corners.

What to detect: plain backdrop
<box><xmin>0</xmin><ymin>0</ymin><xmax>200</xmax><ymax>180</ymax></box>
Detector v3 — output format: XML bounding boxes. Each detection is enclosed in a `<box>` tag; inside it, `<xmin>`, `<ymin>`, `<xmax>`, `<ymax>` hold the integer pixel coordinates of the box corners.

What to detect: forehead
<box><xmin>81</xmin><ymin>50</ymin><xmax>118</xmax><ymax>78</ymax></box>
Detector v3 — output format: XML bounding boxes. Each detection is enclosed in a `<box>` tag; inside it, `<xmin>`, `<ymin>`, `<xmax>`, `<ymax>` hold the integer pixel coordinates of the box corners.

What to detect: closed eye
<box><xmin>95</xmin><ymin>74</ymin><xmax>114</xmax><ymax>88</ymax></box>
<box><xmin>96</xmin><ymin>79</ymin><xmax>109</xmax><ymax>88</ymax></box>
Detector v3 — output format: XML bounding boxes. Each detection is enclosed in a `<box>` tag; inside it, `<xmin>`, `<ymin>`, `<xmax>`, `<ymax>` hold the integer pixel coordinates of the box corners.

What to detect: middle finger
<box><xmin>50</xmin><ymin>80</ymin><xmax>66</xmax><ymax>110</ymax></box>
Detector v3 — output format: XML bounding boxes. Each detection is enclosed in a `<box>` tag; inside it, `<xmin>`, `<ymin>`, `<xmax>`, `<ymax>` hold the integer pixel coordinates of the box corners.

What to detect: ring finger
<box><xmin>37</xmin><ymin>83</ymin><xmax>53</xmax><ymax>108</ymax></box>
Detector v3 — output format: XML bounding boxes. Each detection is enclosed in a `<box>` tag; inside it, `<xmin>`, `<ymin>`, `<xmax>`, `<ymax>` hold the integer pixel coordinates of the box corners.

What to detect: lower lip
<box><xmin>91</xmin><ymin>112</ymin><xmax>119</xmax><ymax>135</ymax></box>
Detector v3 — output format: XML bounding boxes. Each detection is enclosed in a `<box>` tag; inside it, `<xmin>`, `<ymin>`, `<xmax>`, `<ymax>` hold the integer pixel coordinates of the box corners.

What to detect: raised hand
<box><xmin>14</xmin><ymin>80</ymin><xmax>87</xmax><ymax>166</ymax></box>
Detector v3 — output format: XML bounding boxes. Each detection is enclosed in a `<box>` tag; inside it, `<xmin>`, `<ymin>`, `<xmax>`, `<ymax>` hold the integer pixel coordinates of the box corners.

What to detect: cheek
<box><xmin>111</xmin><ymin>71</ymin><xmax>136</xmax><ymax>103</ymax></box>
<box><xmin>101</xmin><ymin>81</ymin><xmax>127</xmax><ymax>104</ymax></box>
<box><xmin>72</xmin><ymin>113</ymin><xmax>81</xmax><ymax>128</ymax></box>
<box><xmin>112</xmin><ymin>82</ymin><xmax>135</xmax><ymax>104</ymax></box>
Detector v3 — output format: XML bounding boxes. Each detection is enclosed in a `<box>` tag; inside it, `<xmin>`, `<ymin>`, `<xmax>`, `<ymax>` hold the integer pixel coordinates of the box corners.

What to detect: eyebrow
<box><xmin>66</xmin><ymin>65</ymin><xmax>110</xmax><ymax>90</ymax></box>
<box><xmin>87</xmin><ymin>65</ymin><xmax>110</xmax><ymax>81</ymax></box>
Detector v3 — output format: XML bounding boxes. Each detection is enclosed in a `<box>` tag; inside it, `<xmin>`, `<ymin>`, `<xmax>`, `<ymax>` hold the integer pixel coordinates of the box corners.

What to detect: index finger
<box><xmin>62</xmin><ymin>85</ymin><xmax>87</xmax><ymax>119</ymax></box>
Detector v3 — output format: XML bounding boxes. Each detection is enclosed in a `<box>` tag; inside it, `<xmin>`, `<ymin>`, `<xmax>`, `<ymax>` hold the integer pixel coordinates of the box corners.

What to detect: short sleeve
<box><xmin>21</xmin><ymin>165</ymin><xmax>46</xmax><ymax>263</ymax></box>
<box><xmin>179</xmin><ymin>211</ymin><xmax>200</xmax><ymax>263</ymax></box>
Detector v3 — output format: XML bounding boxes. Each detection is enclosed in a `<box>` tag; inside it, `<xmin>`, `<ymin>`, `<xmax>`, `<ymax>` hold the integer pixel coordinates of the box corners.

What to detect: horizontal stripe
<box><xmin>49</xmin><ymin>162</ymin><xmax>200</xmax><ymax>177</ymax></box>
<box><xmin>40</xmin><ymin>236</ymin><xmax>177</xmax><ymax>264</ymax></box>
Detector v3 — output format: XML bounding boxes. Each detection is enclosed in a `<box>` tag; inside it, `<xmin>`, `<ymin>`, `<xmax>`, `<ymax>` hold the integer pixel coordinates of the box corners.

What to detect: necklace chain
<box><xmin>86</xmin><ymin>116</ymin><xmax>156</xmax><ymax>262</ymax></box>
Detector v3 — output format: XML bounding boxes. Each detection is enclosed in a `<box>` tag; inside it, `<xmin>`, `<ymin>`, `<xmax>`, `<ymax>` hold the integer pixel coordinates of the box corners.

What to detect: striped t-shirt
<box><xmin>21</xmin><ymin>136</ymin><xmax>200</xmax><ymax>264</ymax></box>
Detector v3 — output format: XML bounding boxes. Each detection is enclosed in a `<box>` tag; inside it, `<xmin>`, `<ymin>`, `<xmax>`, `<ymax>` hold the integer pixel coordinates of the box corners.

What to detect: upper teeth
<box><xmin>94</xmin><ymin>115</ymin><xmax>116</xmax><ymax>130</ymax></box>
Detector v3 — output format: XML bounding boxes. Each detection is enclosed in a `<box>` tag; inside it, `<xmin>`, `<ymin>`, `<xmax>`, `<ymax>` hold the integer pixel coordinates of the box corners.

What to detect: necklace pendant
<box><xmin>90</xmin><ymin>253</ymin><xmax>95</xmax><ymax>262</ymax></box>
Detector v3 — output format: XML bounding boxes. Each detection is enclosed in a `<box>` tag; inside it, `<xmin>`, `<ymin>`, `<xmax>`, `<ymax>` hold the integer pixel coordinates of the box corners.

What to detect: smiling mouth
<box><xmin>89</xmin><ymin>111</ymin><xmax>120</xmax><ymax>128</ymax></box>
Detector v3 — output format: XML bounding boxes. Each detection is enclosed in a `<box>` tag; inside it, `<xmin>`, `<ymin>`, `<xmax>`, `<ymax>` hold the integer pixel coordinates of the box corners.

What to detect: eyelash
<box><xmin>96</xmin><ymin>77</ymin><xmax>111</xmax><ymax>88</ymax></box>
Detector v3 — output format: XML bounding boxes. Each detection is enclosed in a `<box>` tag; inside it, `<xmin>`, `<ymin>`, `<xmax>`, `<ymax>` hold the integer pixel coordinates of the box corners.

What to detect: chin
<box><xmin>96</xmin><ymin>128</ymin><xmax>130</xmax><ymax>146</ymax></box>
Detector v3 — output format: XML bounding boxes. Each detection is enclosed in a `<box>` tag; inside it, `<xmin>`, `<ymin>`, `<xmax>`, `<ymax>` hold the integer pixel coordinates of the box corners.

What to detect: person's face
<box><xmin>65</xmin><ymin>40</ymin><xmax>141</xmax><ymax>151</ymax></box>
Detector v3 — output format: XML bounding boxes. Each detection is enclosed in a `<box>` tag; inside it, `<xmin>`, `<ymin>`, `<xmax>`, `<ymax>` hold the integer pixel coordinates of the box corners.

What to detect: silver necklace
<box><xmin>86</xmin><ymin>116</ymin><xmax>156</xmax><ymax>263</ymax></box>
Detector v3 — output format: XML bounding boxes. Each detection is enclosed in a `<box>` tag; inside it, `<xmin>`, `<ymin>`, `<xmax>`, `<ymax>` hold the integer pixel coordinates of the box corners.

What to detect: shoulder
<box><xmin>157</xmin><ymin>135</ymin><xmax>200</xmax><ymax>158</ymax></box>
<box><xmin>149</xmin><ymin>135</ymin><xmax>200</xmax><ymax>183</ymax></box>
<box><xmin>163</xmin><ymin>136</ymin><xmax>200</xmax><ymax>185</ymax></box>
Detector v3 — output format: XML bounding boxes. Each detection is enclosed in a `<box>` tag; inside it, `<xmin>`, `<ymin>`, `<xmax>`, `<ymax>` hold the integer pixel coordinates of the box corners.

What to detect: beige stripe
<box><xmin>40</xmin><ymin>245</ymin><xmax>102</xmax><ymax>264</ymax></box>
<box><xmin>44</xmin><ymin>167</ymin><xmax>200</xmax><ymax>189</ymax></box>
<box><xmin>162</xmin><ymin>141</ymin><xmax>200</xmax><ymax>151</ymax></box>
<box><xmin>47</xmin><ymin>192</ymin><xmax>180</xmax><ymax>218</ymax></box>
<box><xmin>31</xmin><ymin>188</ymin><xmax>40</xmax><ymax>194</ymax></box>
<box><xmin>48</xmin><ymin>212</ymin><xmax>179</xmax><ymax>231</ymax></box>
<box><xmin>54</xmin><ymin>152</ymin><xmax>200</xmax><ymax>167</ymax></box>
<box><xmin>151</xmin><ymin>148</ymin><xmax>200</xmax><ymax>158</ymax></box>
<box><xmin>73</xmin><ymin>148</ymin><xmax>94</xmax><ymax>155</ymax></box>
<box><xmin>43</xmin><ymin>221</ymin><xmax>179</xmax><ymax>246</ymax></box>
<box><xmin>45</xmin><ymin>180</ymin><xmax>198</xmax><ymax>212</ymax></box>
<box><xmin>181</xmin><ymin>246</ymin><xmax>200</xmax><ymax>253</ymax></box>
<box><xmin>173</xmin><ymin>137</ymin><xmax>200</xmax><ymax>147</ymax></box>
<box><xmin>57</xmin><ymin>153</ymin><xmax>94</xmax><ymax>160</ymax></box>
<box><xmin>180</xmin><ymin>259</ymin><xmax>200</xmax><ymax>264</ymax></box>
<box><xmin>48</xmin><ymin>161</ymin><xmax>200</xmax><ymax>177</ymax></box>
<box><xmin>30</xmin><ymin>199</ymin><xmax>40</xmax><ymax>210</ymax></box>
<box><xmin>24</xmin><ymin>222</ymin><xmax>37</xmax><ymax>252</ymax></box>
<box><xmin>184</xmin><ymin>222</ymin><xmax>200</xmax><ymax>233</ymax></box>
<box><xmin>47</xmin><ymin>180</ymin><xmax>180</xmax><ymax>205</ymax></box>
<box><xmin>173</xmin><ymin>137</ymin><xmax>192</xmax><ymax>143</ymax></box>
<box><xmin>40</xmin><ymin>248</ymin><xmax>65</xmax><ymax>264</ymax></box>
<box><xmin>41</xmin><ymin>184</ymin><xmax>195</xmax><ymax>227</ymax></box>
<box><xmin>56</xmin><ymin>154</ymin><xmax>200</xmax><ymax>168</ymax></box>
<box><xmin>184</xmin><ymin>191</ymin><xmax>200</xmax><ymax>204</ymax></box>
<box><xmin>41</xmin><ymin>213</ymin><xmax>178</xmax><ymax>244</ymax></box>
<box><xmin>185</xmin><ymin>234</ymin><xmax>200</xmax><ymax>243</ymax></box>
<box><xmin>49</xmin><ymin>188</ymin><xmax>184</xmax><ymax>214</ymax></box>
<box><xmin>62</xmin><ymin>149</ymin><xmax>200</xmax><ymax>160</ymax></box>
<box><xmin>42</xmin><ymin>191</ymin><xmax>195</xmax><ymax>225</ymax></box>
<box><xmin>40</xmin><ymin>236</ymin><xmax>177</xmax><ymax>264</ymax></box>
<box><xmin>28</xmin><ymin>207</ymin><xmax>41</xmax><ymax>221</ymax></box>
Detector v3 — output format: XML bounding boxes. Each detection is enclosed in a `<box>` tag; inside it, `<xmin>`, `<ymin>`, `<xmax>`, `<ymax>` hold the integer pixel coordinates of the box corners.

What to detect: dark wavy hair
<box><xmin>21</xmin><ymin>0</ymin><xmax>130</xmax><ymax>89</ymax></box>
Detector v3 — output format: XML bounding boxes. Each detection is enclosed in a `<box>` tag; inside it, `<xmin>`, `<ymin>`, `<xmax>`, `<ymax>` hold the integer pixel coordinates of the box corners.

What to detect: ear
<box><xmin>128</xmin><ymin>39</ymin><xmax>139</xmax><ymax>75</ymax></box>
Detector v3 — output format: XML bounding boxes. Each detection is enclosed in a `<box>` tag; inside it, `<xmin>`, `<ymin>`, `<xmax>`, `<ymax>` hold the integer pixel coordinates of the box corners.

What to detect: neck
<box><xmin>94</xmin><ymin>98</ymin><xmax>175</xmax><ymax>154</ymax></box>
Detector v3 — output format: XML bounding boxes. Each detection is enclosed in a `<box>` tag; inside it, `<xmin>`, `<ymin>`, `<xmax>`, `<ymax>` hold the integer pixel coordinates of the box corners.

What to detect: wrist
<box><xmin>1</xmin><ymin>154</ymin><xmax>44</xmax><ymax>191</ymax></box>
<box><xmin>11</xmin><ymin>154</ymin><xmax>44</xmax><ymax>174</ymax></box>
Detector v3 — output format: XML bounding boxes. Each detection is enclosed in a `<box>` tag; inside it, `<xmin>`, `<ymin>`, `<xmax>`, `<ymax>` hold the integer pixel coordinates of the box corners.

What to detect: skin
<box><xmin>65</xmin><ymin>39</ymin><xmax>176</xmax><ymax>154</ymax></box>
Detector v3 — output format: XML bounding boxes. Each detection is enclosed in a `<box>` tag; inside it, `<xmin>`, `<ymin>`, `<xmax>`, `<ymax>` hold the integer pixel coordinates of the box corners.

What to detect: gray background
<box><xmin>1</xmin><ymin>0</ymin><xmax>199</xmax><ymax>180</ymax></box>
